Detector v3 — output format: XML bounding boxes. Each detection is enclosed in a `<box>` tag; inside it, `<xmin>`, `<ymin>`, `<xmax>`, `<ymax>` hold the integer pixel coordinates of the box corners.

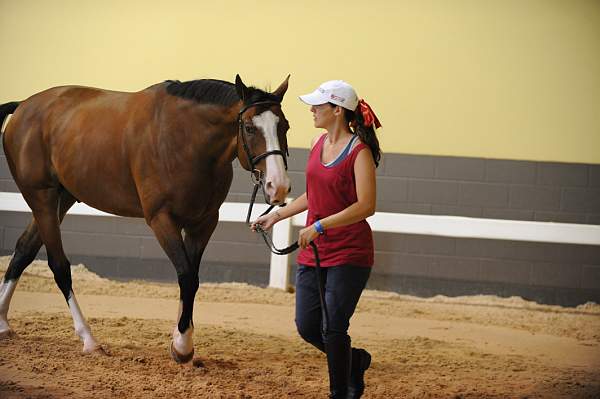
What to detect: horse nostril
<box><xmin>287</xmin><ymin>186</ymin><xmax>292</xmax><ymax>194</ymax></box>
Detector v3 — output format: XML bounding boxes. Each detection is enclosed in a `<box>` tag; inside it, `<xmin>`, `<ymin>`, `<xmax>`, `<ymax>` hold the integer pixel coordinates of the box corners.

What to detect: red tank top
<box><xmin>296</xmin><ymin>134</ymin><xmax>374</xmax><ymax>267</ymax></box>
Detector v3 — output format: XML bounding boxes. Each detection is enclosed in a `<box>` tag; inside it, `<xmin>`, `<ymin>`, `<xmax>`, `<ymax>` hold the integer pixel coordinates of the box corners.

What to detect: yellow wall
<box><xmin>1</xmin><ymin>0</ymin><xmax>599</xmax><ymax>164</ymax></box>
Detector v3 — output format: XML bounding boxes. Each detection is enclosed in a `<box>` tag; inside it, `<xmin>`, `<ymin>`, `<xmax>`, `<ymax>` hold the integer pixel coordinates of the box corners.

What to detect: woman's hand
<box><xmin>250</xmin><ymin>211</ymin><xmax>281</xmax><ymax>232</ymax></box>
<box><xmin>298</xmin><ymin>225</ymin><xmax>320</xmax><ymax>249</ymax></box>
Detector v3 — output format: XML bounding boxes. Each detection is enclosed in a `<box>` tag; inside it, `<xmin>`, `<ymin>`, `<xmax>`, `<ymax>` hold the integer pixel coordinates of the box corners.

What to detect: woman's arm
<box><xmin>276</xmin><ymin>192</ymin><xmax>308</xmax><ymax>220</ymax></box>
<box><xmin>250</xmin><ymin>192</ymin><xmax>308</xmax><ymax>231</ymax></box>
<box><xmin>298</xmin><ymin>148</ymin><xmax>376</xmax><ymax>248</ymax></box>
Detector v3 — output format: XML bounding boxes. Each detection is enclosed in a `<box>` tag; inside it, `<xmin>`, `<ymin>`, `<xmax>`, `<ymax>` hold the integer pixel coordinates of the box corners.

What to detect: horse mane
<box><xmin>165</xmin><ymin>79</ymin><xmax>280</xmax><ymax>107</ymax></box>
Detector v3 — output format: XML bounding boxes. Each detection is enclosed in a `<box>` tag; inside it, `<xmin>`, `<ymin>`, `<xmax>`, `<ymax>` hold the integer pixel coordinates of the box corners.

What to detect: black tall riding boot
<box><xmin>324</xmin><ymin>333</ymin><xmax>351</xmax><ymax>399</ymax></box>
<box><xmin>347</xmin><ymin>348</ymin><xmax>371</xmax><ymax>398</ymax></box>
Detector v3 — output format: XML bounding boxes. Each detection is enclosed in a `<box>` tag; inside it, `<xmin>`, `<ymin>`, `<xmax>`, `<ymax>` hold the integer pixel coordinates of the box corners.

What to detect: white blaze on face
<box><xmin>252</xmin><ymin>110</ymin><xmax>290</xmax><ymax>203</ymax></box>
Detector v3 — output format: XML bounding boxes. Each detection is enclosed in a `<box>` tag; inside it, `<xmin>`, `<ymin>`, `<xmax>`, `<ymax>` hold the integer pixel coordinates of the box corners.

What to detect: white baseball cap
<box><xmin>299</xmin><ymin>80</ymin><xmax>359</xmax><ymax>111</ymax></box>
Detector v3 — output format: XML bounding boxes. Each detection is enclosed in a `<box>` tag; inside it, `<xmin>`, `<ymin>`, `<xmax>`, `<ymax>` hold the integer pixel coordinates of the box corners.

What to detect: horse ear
<box><xmin>235</xmin><ymin>74</ymin><xmax>249</xmax><ymax>101</ymax></box>
<box><xmin>273</xmin><ymin>74</ymin><xmax>290</xmax><ymax>102</ymax></box>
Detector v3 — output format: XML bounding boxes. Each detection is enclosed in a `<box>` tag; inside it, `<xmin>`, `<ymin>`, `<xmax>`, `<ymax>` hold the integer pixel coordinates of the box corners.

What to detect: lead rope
<box><xmin>248</xmin><ymin>198</ymin><xmax>329</xmax><ymax>336</ymax></box>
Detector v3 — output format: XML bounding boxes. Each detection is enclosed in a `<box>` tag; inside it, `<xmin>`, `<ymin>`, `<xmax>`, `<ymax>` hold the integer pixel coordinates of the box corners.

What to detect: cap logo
<box><xmin>330</xmin><ymin>94</ymin><xmax>345</xmax><ymax>102</ymax></box>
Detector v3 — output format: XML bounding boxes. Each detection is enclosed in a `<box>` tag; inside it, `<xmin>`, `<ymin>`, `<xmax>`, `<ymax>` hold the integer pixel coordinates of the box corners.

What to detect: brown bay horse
<box><xmin>0</xmin><ymin>75</ymin><xmax>291</xmax><ymax>363</ymax></box>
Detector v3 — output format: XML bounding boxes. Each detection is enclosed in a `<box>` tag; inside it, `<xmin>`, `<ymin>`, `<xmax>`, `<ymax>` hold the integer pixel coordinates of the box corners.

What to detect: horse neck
<box><xmin>167</xmin><ymin>97</ymin><xmax>242</xmax><ymax>166</ymax></box>
<box><xmin>156</xmin><ymin>93</ymin><xmax>244</xmax><ymax>169</ymax></box>
<box><xmin>197</xmin><ymin>116</ymin><xmax>239</xmax><ymax>167</ymax></box>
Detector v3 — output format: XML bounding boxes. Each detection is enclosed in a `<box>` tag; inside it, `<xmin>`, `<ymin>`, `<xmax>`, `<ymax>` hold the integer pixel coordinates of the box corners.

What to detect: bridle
<box><xmin>238</xmin><ymin>100</ymin><xmax>288</xmax><ymax>224</ymax></box>
<box><xmin>238</xmin><ymin>100</ymin><xmax>288</xmax><ymax>184</ymax></box>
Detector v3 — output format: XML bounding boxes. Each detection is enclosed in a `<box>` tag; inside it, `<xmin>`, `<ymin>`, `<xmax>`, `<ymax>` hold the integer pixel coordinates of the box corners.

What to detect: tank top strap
<box><xmin>314</xmin><ymin>133</ymin><xmax>327</xmax><ymax>152</ymax></box>
<box><xmin>347</xmin><ymin>141</ymin><xmax>369</xmax><ymax>163</ymax></box>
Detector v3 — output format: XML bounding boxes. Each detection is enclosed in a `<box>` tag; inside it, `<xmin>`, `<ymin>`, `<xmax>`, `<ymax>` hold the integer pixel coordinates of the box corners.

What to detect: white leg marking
<box><xmin>0</xmin><ymin>279</ymin><xmax>18</xmax><ymax>336</ymax></box>
<box><xmin>68</xmin><ymin>293</ymin><xmax>100</xmax><ymax>353</ymax></box>
<box><xmin>252</xmin><ymin>110</ymin><xmax>290</xmax><ymax>199</ymax></box>
<box><xmin>172</xmin><ymin>300</ymin><xmax>194</xmax><ymax>355</ymax></box>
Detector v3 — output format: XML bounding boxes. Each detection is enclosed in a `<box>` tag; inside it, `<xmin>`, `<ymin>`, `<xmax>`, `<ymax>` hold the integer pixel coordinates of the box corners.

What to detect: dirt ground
<box><xmin>1</xmin><ymin>256</ymin><xmax>599</xmax><ymax>398</ymax></box>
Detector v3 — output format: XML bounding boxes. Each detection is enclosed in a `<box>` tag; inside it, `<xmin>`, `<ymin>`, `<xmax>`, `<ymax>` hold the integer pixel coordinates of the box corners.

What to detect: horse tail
<box><xmin>0</xmin><ymin>101</ymin><xmax>20</xmax><ymax>135</ymax></box>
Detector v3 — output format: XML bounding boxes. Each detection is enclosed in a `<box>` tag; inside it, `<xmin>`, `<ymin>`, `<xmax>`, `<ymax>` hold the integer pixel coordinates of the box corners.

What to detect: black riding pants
<box><xmin>295</xmin><ymin>264</ymin><xmax>371</xmax><ymax>393</ymax></box>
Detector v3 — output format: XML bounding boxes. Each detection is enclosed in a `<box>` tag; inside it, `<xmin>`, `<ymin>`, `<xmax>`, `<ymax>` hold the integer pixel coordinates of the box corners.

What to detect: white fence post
<box><xmin>268</xmin><ymin>197</ymin><xmax>294</xmax><ymax>291</ymax></box>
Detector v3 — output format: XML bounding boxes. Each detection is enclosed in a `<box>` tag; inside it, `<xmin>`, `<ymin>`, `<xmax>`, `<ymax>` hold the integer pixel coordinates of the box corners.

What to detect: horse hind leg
<box><xmin>0</xmin><ymin>218</ymin><xmax>43</xmax><ymax>338</ymax></box>
<box><xmin>1</xmin><ymin>188</ymin><xmax>77</xmax><ymax>338</ymax></box>
<box><xmin>19</xmin><ymin>187</ymin><xmax>101</xmax><ymax>353</ymax></box>
<box><xmin>0</xmin><ymin>185</ymin><xmax>75</xmax><ymax>337</ymax></box>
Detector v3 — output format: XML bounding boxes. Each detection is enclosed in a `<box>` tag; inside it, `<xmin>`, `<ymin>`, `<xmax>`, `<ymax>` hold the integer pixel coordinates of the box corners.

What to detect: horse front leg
<box><xmin>149</xmin><ymin>211</ymin><xmax>217</xmax><ymax>363</ymax></box>
<box><xmin>176</xmin><ymin>214</ymin><xmax>219</xmax><ymax>359</ymax></box>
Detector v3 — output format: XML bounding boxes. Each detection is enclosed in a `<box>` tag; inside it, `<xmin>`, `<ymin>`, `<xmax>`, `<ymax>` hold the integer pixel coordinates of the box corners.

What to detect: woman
<box><xmin>251</xmin><ymin>80</ymin><xmax>381</xmax><ymax>398</ymax></box>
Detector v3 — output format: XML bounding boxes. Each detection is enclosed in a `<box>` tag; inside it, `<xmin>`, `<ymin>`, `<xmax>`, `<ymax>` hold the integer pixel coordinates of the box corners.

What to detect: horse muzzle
<box><xmin>264</xmin><ymin>178</ymin><xmax>291</xmax><ymax>205</ymax></box>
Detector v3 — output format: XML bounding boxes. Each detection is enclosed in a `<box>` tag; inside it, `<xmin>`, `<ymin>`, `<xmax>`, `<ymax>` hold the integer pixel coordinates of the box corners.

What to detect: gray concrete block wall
<box><xmin>1</xmin><ymin>145</ymin><xmax>600</xmax><ymax>306</ymax></box>
<box><xmin>376</xmin><ymin>153</ymin><xmax>600</xmax><ymax>224</ymax></box>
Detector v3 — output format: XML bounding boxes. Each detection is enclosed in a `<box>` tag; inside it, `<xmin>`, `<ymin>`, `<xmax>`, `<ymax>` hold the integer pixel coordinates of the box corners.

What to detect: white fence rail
<box><xmin>2</xmin><ymin>192</ymin><xmax>600</xmax><ymax>290</ymax></box>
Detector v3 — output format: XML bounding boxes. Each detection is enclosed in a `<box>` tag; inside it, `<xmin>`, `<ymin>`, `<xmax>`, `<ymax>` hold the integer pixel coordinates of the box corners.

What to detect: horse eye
<box><xmin>245</xmin><ymin>124</ymin><xmax>257</xmax><ymax>134</ymax></box>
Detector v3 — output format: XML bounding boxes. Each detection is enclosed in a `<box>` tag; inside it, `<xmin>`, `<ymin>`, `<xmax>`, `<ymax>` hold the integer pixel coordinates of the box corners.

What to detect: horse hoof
<box><xmin>0</xmin><ymin>329</ymin><xmax>15</xmax><ymax>340</ymax></box>
<box><xmin>170</xmin><ymin>341</ymin><xmax>194</xmax><ymax>364</ymax></box>
<box><xmin>83</xmin><ymin>344</ymin><xmax>109</xmax><ymax>356</ymax></box>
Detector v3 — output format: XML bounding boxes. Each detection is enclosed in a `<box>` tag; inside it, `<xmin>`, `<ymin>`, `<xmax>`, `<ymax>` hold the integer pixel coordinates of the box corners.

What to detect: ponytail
<box><xmin>344</xmin><ymin>100</ymin><xmax>382</xmax><ymax>168</ymax></box>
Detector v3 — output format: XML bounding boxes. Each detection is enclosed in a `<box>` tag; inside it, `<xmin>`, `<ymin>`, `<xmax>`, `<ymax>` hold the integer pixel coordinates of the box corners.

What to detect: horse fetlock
<box><xmin>75</xmin><ymin>326</ymin><xmax>92</xmax><ymax>340</ymax></box>
<box><xmin>0</xmin><ymin>280</ymin><xmax>18</xmax><ymax>313</ymax></box>
<box><xmin>0</xmin><ymin>304</ymin><xmax>8</xmax><ymax>318</ymax></box>
<box><xmin>173</xmin><ymin>326</ymin><xmax>194</xmax><ymax>350</ymax></box>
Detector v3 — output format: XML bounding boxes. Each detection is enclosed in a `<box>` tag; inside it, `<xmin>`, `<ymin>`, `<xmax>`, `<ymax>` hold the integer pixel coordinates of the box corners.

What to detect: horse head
<box><xmin>235</xmin><ymin>75</ymin><xmax>291</xmax><ymax>205</ymax></box>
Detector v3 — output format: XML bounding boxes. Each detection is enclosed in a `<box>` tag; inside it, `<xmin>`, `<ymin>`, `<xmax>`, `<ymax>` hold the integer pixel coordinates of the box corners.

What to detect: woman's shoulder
<box><xmin>352</xmin><ymin>135</ymin><xmax>364</xmax><ymax>149</ymax></box>
<box><xmin>349</xmin><ymin>137</ymin><xmax>375</xmax><ymax>166</ymax></box>
<box><xmin>310</xmin><ymin>133</ymin><xmax>326</xmax><ymax>150</ymax></box>
<box><xmin>350</xmin><ymin>135</ymin><xmax>369</xmax><ymax>154</ymax></box>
